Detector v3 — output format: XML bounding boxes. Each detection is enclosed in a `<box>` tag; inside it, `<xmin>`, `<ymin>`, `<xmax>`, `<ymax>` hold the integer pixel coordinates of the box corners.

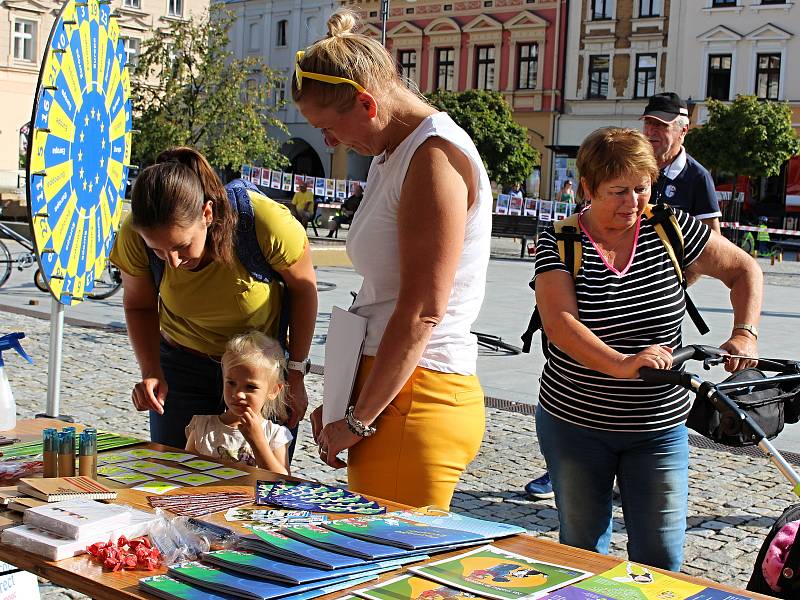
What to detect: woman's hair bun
<box><xmin>327</xmin><ymin>10</ymin><xmax>357</xmax><ymax>37</ymax></box>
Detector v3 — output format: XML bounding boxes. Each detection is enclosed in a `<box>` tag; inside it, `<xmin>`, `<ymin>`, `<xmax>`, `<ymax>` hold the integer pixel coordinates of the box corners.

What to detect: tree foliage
<box><xmin>685</xmin><ymin>95</ymin><xmax>800</xmax><ymax>180</ymax></box>
<box><xmin>131</xmin><ymin>7</ymin><xmax>288</xmax><ymax>171</ymax></box>
<box><xmin>426</xmin><ymin>90</ymin><xmax>540</xmax><ymax>187</ymax></box>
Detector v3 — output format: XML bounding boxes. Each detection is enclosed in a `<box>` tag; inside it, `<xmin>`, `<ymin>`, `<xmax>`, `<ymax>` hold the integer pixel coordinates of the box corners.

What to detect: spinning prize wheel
<box><xmin>27</xmin><ymin>0</ymin><xmax>132</xmax><ymax>305</ymax></box>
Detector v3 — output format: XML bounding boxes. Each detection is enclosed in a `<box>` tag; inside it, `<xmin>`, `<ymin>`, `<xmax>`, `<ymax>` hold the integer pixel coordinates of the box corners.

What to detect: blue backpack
<box><xmin>146</xmin><ymin>178</ymin><xmax>289</xmax><ymax>347</ymax></box>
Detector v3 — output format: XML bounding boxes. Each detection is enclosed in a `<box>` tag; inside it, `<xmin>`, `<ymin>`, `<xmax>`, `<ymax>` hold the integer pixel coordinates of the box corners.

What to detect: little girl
<box><xmin>185</xmin><ymin>331</ymin><xmax>292</xmax><ymax>475</ymax></box>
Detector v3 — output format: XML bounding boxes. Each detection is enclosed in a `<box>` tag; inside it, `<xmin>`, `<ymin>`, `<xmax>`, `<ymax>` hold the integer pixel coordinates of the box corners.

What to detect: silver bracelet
<box><xmin>345</xmin><ymin>406</ymin><xmax>377</xmax><ymax>437</ymax></box>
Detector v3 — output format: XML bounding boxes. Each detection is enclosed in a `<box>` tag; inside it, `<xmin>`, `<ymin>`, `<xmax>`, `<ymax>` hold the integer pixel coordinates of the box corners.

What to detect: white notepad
<box><xmin>323</xmin><ymin>307</ymin><xmax>368</xmax><ymax>426</ymax></box>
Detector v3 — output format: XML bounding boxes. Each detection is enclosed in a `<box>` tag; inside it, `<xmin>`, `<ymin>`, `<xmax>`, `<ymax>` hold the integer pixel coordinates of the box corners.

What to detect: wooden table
<box><xmin>0</xmin><ymin>420</ymin><xmax>772</xmax><ymax>599</ymax></box>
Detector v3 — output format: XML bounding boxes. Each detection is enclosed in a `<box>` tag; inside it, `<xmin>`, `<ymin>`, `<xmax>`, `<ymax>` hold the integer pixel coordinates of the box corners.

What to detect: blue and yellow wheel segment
<box><xmin>27</xmin><ymin>0</ymin><xmax>132</xmax><ymax>305</ymax></box>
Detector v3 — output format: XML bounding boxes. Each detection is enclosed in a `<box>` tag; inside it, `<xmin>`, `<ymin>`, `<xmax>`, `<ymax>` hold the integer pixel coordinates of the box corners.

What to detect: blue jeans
<box><xmin>535</xmin><ymin>404</ymin><xmax>688</xmax><ymax>571</ymax></box>
<box><xmin>151</xmin><ymin>340</ymin><xmax>298</xmax><ymax>460</ymax></box>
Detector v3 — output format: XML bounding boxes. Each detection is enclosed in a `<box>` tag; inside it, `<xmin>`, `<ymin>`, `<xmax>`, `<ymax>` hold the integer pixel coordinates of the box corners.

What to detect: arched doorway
<box><xmin>281</xmin><ymin>138</ymin><xmax>325</xmax><ymax>178</ymax></box>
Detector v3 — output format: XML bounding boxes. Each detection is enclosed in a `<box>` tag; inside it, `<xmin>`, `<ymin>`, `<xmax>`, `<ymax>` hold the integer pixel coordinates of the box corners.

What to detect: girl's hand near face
<box><xmin>239</xmin><ymin>407</ymin><xmax>266</xmax><ymax>446</ymax></box>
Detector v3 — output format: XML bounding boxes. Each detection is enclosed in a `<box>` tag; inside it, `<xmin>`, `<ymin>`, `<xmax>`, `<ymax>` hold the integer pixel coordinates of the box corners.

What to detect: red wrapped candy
<box><xmin>86</xmin><ymin>536</ymin><xmax>161</xmax><ymax>572</ymax></box>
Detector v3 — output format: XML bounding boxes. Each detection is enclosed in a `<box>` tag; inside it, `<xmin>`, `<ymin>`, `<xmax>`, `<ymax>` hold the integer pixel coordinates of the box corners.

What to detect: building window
<box><xmin>167</xmin><ymin>0</ymin><xmax>183</xmax><ymax>17</ymax></box>
<box><xmin>516</xmin><ymin>43</ymin><xmax>538</xmax><ymax>90</ymax></box>
<box><xmin>398</xmin><ymin>50</ymin><xmax>417</xmax><ymax>83</ymax></box>
<box><xmin>406</xmin><ymin>7</ymin><xmax>414</xmax><ymax>13</ymax></box>
<box><xmin>276</xmin><ymin>20</ymin><xmax>288</xmax><ymax>47</ymax></box>
<box><xmin>639</xmin><ymin>0</ymin><xmax>661</xmax><ymax>17</ymax></box>
<box><xmin>474</xmin><ymin>46</ymin><xmax>495</xmax><ymax>90</ymax></box>
<box><xmin>444</xmin><ymin>3</ymin><xmax>452</xmax><ymax>9</ymax></box>
<box><xmin>435</xmin><ymin>48</ymin><xmax>455</xmax><ymax>91</ymax></box>
<box><xmin>587</xmin><ymin>54</ymin><xmax>610</xmax><ymax>98</ymax></box>
<box><xmin>249</xmin><ymin>23</ymin><xmax>260</xmax><ymax>51</ymax></box>
<box><xmin>711</xmin><ymin>0</ymin><xmax>737</xmax><ymax>6</ymax></box>
<box><xmin>760</xmin><ymin>0</ymin><xmax>788</xmax><ymax>4</ymax></box>
<box><xmin>592</xmin><ymin>0</ymin><xmax>612</xmax><ymax>20</ymax></box>
<box><xmin>755</xmin><ymin>53</ymin><xmax>780</xmax><ymax>99</ymax></box>
<box><xmin>706</xmin><ymin>54</ymin><xmax>731</xmax><ymax>100</ymax></box>
<box><xmin>122</xmin><ymin>37</ymin><xmax>140</xmax><ymax>67</ymax></box>
<box><xmin>13</xmin><ymin>20</ymin><xmax>36</xmax><ymax>62</ymax></box>
<box><xmin>123</xmin><ymin>0</ymin><xmax>140</xmax><ymax>8</ymax></box>
<box><xmin>634</xmin><ymin>53</ymin><xmax>657</xmax><ymax>98</ymax></box>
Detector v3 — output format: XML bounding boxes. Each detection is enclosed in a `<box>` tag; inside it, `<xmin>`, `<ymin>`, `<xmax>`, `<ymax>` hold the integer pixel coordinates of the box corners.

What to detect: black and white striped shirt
<box><xmin>535</xmin><ymin>209</ymin><xmax>711</xmax><ymax>432</ymax></box>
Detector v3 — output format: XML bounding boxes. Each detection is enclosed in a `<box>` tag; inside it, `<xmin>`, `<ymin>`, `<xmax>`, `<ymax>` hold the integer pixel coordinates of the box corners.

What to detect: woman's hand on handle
<box><xmin>720</xmin><ymin>332</ymin><xmax>759</xmax><ymax>372</ymax></box>
<box><xmin>612</xmin><ymin>345</ymin><xmax>673</xmax><ymax>379</ymax></box>
<box><xmin>132</xmin><ymin>375</ymin><xmax>167</xmax><ymax>414</ymax></box>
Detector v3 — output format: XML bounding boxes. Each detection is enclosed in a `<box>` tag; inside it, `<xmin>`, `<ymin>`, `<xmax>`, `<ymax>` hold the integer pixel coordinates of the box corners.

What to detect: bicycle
<box><xmin>0</xmin><ymin>221</ymin><xmax>122</xmax><ymax>299</ymax></box>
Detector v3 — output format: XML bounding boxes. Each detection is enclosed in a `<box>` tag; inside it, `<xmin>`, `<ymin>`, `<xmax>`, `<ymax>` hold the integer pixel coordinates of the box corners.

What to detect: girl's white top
<box><xmin>347</xmin><ymin>112</ymin><xmax>491</xmax><ymax>375</ymax></box>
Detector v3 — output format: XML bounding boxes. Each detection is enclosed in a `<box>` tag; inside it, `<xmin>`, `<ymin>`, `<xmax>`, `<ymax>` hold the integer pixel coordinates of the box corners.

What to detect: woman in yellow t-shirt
<box><xmin>110</xmin><ymin>147</ymin><xmax>318</xmax><ymax>450</ymax></box>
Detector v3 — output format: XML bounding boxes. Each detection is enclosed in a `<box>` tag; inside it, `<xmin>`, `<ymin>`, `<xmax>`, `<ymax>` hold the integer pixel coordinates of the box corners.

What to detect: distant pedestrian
<box><xmin>292</xmin><ymin>182</ymin><xmax>314</xmax><ymax>229</ymax></box>
<box><xmin>757</xmin><ymin>217</ymin><xmax>771</xmax><ymax>256</ymax></box>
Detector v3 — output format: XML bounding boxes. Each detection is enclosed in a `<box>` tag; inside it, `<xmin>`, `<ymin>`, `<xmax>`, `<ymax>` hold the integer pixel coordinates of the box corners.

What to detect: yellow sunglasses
<box><xmin>294</xmin><ymin>50</ymin><xmax>366</xmax><ymax>93</ymax></box>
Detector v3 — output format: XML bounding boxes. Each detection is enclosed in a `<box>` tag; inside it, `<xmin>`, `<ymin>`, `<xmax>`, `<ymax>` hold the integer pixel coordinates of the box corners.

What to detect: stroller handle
<box><xmin>639</xmin><ymin>345</ymin><xmax>728</xmax><ymax>387</ymax></box>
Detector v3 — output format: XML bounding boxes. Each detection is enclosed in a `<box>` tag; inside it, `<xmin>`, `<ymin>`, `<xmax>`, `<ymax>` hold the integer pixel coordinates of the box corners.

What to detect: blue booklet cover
<box><xmin>281</xmin><ymin>525</ymin><xmax>413</xmax><ymax>560</ymax></box>
<box><xmin>200</xmin><ymin>549</ymin><xmax>428</xmax><ymax>585</ymax></box>
<box><xmin>323</xmin><ymin>516</ymin><xmax>486</xmax><ymax>550</ymax></box>
<box><xmin>391</xmin><ymin>509</ymin><xmax>526</xmax><ymax>539</ymax></box>
<box><xmin>140</xmin><ymin>573</ymin><xmax>379</xmax><ymax>600</ymax></box>
<box><xmin>242</xmin><ymin>528</ymin><xmax>366</xmax><ymax>570</ymax></box>
<box><xmin>168</xmin><ymin>561</ymin><xmax>370</xmax><ymax>600</ymax></box>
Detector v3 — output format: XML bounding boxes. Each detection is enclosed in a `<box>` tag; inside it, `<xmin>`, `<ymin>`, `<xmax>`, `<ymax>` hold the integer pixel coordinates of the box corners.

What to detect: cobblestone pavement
<box><xmin>2</xmin><ymin>310</ymin><xmax>794</xmax><ymax>598</ymax></box>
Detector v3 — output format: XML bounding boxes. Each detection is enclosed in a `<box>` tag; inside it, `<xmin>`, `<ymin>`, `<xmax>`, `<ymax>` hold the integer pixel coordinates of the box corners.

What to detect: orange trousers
<box><xmin>347</xmin><ymin>356</ymin><xmax>485</xmax><ymax>510</ymax></box>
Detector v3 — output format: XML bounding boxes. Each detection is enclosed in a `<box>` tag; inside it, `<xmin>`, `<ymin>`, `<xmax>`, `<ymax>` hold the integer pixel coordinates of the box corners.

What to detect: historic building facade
<box><xmin>0</xmin><ymin>0</ymin><xmax>209</xmax><ymax>187</ymax></box>
<box><xmin>555</xmin><ymin>0</ymin><xmax>671</xmax><ymax>198</ymax></box>
<box><xmin>347</xmin><ymin>0</ymin><xmax>568</xmax><ymax>196</ymax></box>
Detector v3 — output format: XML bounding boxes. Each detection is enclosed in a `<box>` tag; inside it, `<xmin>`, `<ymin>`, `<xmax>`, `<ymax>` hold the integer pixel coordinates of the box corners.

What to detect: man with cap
<box><xmin>642</xmin><ymin>92</ymin><xmax>721</xmax><ymax>233</ymax></box>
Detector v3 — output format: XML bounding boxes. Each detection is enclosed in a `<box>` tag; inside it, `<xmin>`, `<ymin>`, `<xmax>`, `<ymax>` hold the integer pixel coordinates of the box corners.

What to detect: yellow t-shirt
<box><xmin>110</xmin><ymin>191</ymin><xmax>307</xmax><ymax>356</ymax></box>
<box><xmin>292</xmin><ymin>190</ymin><xmax>314</xmax><ymax>212</ymax></box>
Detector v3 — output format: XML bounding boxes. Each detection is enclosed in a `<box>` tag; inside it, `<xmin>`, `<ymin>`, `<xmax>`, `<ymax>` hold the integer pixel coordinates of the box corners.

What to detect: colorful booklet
<box><xmin>225</xmin><ymin>508</ymin><xmax>328</xmax><ymax>528</ymax></box>
<box><xmin>241</xmin><ymin>528</ymin><xmax>367</xmax><ymax>570</ymax></box>
<box><xmin>354</xmin><ymin>574</ymin><xmax>480</xmax><ymax>600</ymax></box>
<box><xmin>391</xmin><ymin>509</ymin><xmax>526</xmax><ymax>539</ymax></box>
<box><xmin>23</xmin><ymin>498</ymin><xmax>132</xmax><ymax>539</ymax></box>
<box><xmin>258</xmin><ymin>481</ymin><xmax>385</xmax><ymax>515</ymax></box>
<box><xmin>200</xmin><ymin>548</ymin><xmax>427</xmax><ymax>585</ymax></box>
<box><xmin>140</xmin><ymin>574</ymin><xmax>380</xmax><ymax>600</ymax></box>
<box><xmin>281</xmin><ymin>525</ymin><xmax>412</xmax><ymax>560</ymax></box>
<box><xmin>323</xmin><ymin>516</ymin><xmax>487</xmax><ymax>550</ymax></box>
<box><xmin>169</xmin><ymin>561</ymin><xmax>375</xmax><ymax>600</ymax></box>
<box><xmin>409</xmin><ymin>545</ymin><xmax>592</xmax><ymax>600</ymax></box>
<box><xmin>563</xmin><ymin>562</ymin><xmax>746</xmax><ymax>600</ymax></box>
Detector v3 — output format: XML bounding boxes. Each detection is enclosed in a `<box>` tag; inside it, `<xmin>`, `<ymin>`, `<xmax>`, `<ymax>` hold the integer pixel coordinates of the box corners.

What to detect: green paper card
<box><xmin>97</xmin><ymin>465</ymin><xmax>135</xmax><ymax>477</ymax></box>
<box><xmin>184</xmin><ymin>459</ymin><xmax>222</xmax><ymax>471</ymax></box>
<box><xmin>106</xmin><ymin>472</ymin><xmax>153</xmax><ymax>485</ymax></box>
<box><xmin>119</xmin><ymin>460</ymin><xmax>162</xmax><ymax>472</ymax></box>
<box><xmin>98</xmin><ymin>452</ymin><xmax>137</xmax><ymax>464</ymax></box>
<box><xmin>125</xmin><ymin>448</ymin><xmax>162</xmax><ymax>459</ymax></box>
<box><xmin>206</xmin><ymin>467</ymin><xmax>248</xmax><ymax>480</ymax></box>
<box><xmin>172</xmin><ymin>473</ymin><xmax>220</xmax><ymax>487</ymax></box>
<box><xmin>133</xmin><ymin>481</ymin><xmax>181</xmax><ymax>495</ymax></box>
<box><xmin>145</xmin><ymin>465</ymin><xmax>191</xmax><ymax>478</ymax></box>
<box><xmin>157</xmin><ymin>452</ymin><xmax>197</xmax><ymax>463</ymax></box>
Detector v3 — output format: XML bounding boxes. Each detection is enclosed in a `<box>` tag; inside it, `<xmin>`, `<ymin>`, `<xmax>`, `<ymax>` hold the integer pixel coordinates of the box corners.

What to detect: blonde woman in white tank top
<box><xmin>293</xmin><ymin>9</ymin><xmax>491</xmax><ymax>509</ymax></box>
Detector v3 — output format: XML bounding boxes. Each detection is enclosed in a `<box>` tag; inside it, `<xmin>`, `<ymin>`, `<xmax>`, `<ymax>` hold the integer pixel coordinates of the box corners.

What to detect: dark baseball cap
<box><xmin>641</xmin><ymin>92</ymin><xmax>689</xmax><ymax>124</ymax></box>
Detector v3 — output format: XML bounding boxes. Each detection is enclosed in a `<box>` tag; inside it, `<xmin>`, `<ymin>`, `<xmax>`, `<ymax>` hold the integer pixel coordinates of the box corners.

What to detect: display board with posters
<box><xmin>27</xmin><ymin>0</ymin><xmax>132</xmax><ymax>305</ymax></box>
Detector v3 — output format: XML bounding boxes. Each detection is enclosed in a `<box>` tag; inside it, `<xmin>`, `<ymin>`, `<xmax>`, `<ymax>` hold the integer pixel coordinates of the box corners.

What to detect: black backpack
<box><xmin>145</xmin><ymin>178</ymin><xmax>290</xmax><ymax>347</ymax></box>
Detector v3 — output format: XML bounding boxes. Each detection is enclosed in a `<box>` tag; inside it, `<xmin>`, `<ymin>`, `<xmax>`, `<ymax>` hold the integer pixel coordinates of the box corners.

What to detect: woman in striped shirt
<box><xmin>534</xmin><ymin>128</ymin><xmax>762</xmax><ymax>571</ymax></box>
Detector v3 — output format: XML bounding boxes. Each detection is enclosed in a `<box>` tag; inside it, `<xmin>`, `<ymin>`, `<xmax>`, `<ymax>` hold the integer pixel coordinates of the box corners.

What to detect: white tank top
<box><xmin>346</xmin><ymin>112</ymin><xmax>491</xmax><ymax>375</ymax></box>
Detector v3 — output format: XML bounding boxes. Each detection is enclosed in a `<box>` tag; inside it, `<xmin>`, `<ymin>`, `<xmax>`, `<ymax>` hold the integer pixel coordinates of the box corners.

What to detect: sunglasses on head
<box><xmin>294</xmin><ymin>50</ymin><xmax>366</xmax><ymax>94</ymax></box>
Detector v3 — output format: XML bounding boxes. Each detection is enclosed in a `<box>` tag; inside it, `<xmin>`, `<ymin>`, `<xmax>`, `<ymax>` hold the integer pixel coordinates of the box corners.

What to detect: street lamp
<box><xmin>380</xmin><ymin>0</ymin><xmax>415</xmax><ymax>47</ymax></box>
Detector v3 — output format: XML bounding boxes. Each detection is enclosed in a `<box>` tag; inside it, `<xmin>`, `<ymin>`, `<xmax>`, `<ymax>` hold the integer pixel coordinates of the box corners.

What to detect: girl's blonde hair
<box><xmin>291</xmin><ymin>9</ymin><xmax>401</xmax><ymax>112</ymax></box>
<box><xmin>221</xmin><ymin>331</ymin><xmax>288</xmax><ymax>423</ymax></box>
<box><xmin>576</xmin><ymin>127</ymin><xmax>659</xmax><ymax>203</ymax></box>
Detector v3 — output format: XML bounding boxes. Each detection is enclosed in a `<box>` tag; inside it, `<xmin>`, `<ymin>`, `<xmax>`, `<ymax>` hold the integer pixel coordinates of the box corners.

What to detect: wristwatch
<box><xmin>346</xmin><ymin>405</ymin><xmax>377</xmax><ymax>437</ymax></box>
<box><xmin>286</xmin><ymin>358</ymin><xmax>311</xmax><ymax>375</ymax></box>
<box><xmin>733</xmin><ymin>324</ymin><xmax>758</xmax><ymax>339</ymax></box>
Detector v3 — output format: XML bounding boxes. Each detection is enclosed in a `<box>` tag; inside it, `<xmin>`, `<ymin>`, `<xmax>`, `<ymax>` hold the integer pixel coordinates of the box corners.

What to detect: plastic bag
<box><xmin>147</xmin><ymin>509</ymin><xmax>238</xmax><ymax>565</ymax></box>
